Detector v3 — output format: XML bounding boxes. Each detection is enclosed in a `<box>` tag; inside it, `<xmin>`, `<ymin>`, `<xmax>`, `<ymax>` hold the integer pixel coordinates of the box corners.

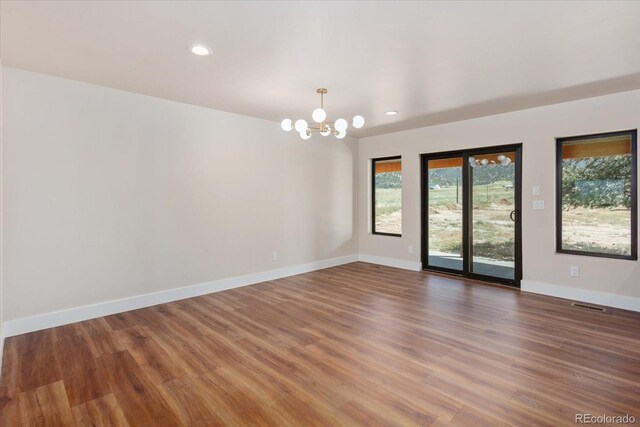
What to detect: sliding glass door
<box><xmin>426</xmin><ymin>156</ymin><xmax>464</xmax><ymax>272</ymax></box>
<box><xmin>422</xmin><ymin>145</ymin><xmax>522</xmax><ymax>287</ymax></box>
<box><xmin>469</xmin><ymin>150</ymin><xmax>517</xmax><ymax>281</ymax></box>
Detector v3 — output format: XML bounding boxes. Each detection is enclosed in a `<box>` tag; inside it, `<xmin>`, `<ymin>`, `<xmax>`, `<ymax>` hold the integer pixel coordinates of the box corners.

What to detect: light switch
<box><xmin>532</xmin><ymin>186</ymin><xmax>540</xmax><ymax>196</ymax></box>
<box><xmin>533</xmin><ymin>200</ymin><xmax>545</xmax><ymax>210</ymax></box>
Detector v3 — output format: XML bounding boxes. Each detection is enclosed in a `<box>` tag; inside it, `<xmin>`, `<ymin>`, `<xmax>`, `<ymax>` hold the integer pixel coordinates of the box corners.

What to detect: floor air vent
<box><xmin>571</xmin><ymin>302</ymin><xmax>606</xmax><ymax>312</ymax></box>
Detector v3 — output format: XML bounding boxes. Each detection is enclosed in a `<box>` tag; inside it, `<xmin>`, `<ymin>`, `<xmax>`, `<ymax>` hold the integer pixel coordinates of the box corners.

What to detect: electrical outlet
<box><xmin>532</xmin><ymin>186</ymin><xmax>540</xmax><ymax>196</ymax></box>
<box><xmin>272</xmin><ymin>251</ymin><xmax>278</xmax><ymax>262</ymax></box>
<box><xmin>533</xmin><ymin>200</ymin><xmax>545</xmax><ymax>210</ymax></box>
<box><xmin>570</xmin><ymin>266</ymin><xmax>579</xmax><ymax>277</ymax></box>
<box><xmin>408</xmin><ymin>246</ymin><xmax>413</xmax><ymax>254</ymax></box>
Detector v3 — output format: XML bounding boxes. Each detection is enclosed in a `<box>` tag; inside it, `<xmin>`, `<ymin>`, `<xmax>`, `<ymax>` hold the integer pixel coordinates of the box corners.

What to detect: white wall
<box><xmin>359</xmin><ymin>89</ymin><xmax>640</xmax><ymax>307</ymax></box>
<box><xmin>2</xmin><ymin>67</ymin><xmax>358</xmax><ymax>322</ymax></box>
<box><xmin>2</xmin><ymin>66</ymin><xmax>639</xmax><ymax>336</ymax></box>
<box><xmin>0</xmin><ymin>62</ymin><xmax>4</xmax><ymax>369</ymax></box>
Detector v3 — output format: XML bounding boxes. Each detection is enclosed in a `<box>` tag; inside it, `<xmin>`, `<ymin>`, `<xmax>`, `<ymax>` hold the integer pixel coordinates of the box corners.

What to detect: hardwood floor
<box><xmin>1</xmin><ymin>262</ymin><xmax>639</xmax><ymax>426</ymax></box>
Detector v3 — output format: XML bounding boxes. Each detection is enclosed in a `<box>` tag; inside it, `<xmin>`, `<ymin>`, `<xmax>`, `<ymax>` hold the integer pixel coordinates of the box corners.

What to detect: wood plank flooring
<box><xmin>1</xmin><ymin>262</ymin><xmax>639</xmax><ymax>426</ymax></box>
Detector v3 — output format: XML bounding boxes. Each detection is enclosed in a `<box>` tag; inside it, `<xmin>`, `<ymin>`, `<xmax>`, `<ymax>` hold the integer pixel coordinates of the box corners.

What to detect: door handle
<box><xmin>510</xmin><ymin>210</ymin><xmax>519</xmax><ymax>222</ymax></box>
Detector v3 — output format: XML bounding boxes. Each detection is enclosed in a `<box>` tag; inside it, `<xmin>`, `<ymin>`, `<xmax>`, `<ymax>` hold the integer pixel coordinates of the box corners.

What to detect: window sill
<box><xmin>372</xmin><ymin>232</ymin><xmax>402</xmax><ymax>237</ymax></box>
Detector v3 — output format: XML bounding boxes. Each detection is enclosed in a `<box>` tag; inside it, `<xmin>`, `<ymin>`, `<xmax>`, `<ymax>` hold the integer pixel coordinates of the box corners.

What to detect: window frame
<box><xmin>372</xmin><ymin>155</ymin><xmax>402</xmax><ymax>237</ymax></box>
<box><xmin>555</xmin><ymin>129</ymin><xmax>638</xmax><ymax>260</ymax></box>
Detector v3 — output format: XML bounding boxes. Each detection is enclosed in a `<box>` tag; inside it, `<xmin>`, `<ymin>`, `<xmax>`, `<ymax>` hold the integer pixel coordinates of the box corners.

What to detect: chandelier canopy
<box><xmin>281</xmin><ymin>88</ymin><xmax>364</xmax><ymax>140</ymax></box>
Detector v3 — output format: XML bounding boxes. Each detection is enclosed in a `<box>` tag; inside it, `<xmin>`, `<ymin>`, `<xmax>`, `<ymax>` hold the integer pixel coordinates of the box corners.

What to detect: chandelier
<box><xmin>280</xmin><ymin>88</ymin><xmax>364</xmax><ymax>140</ymax></box>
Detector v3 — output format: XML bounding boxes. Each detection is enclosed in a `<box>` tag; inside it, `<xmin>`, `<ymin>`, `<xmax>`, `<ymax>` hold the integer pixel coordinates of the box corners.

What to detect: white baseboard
<box><xmin>521</xmin><ymin>280</ymin><xmax>640</xmax><ymax>312</ymax></box>
<box><xmin>3</xmin><ymin>254</ymin><xmax>359</xmax><ymax>337</ymax></box>
<box><xmin>358</xmin><ymin>254</ymin><xmax>421</xmax><ymax>271</ymax></box>
<box><xmin>0</xmin><ymin>325</ymin><xmax>4</xmax><ymax>377</ymax></box>
<box><xmin>6</xmin><ymin>256</ymin><xmax>637</xmax><ymax>338</ymax></box>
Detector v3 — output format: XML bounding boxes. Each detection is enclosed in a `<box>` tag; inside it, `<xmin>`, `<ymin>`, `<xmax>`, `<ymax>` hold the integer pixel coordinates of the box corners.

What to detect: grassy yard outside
<box><xmin>429</xmin><ymin>181</ymin><xmax>515</xmax><ymax>260</ymax></box>
<box><xmin>376</xmin><ymin>183</ymin><xmax>631</xmax><ymax>258</ymax></box>
<box><xmin>561</xmin><ymin>206</ymin><xmax>631</xmax><ymax>255</ymax></box>
<box><xmin>374</xmin><ymin>188</ymin><xmax>402</xmax><ymax>234</ymax></box>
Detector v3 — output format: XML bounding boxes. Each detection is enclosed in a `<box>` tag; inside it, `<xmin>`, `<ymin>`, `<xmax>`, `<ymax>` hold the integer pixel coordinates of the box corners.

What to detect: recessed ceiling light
<box><xmin>385</xmin><ymin>110</ymin><xmax>398</xmax><ymax>116</ymax></box>
<box><xmin>188</xmin><ymin>44</ymin><xmax>212</xmax><ymax>56</ymax></box>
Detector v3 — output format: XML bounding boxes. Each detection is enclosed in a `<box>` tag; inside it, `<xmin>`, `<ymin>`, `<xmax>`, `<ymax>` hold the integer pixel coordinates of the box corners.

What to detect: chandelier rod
<box><xmin>317</xmin><ymin>88</ymin><xmax>327</xmax><ymax>109</ymax></box>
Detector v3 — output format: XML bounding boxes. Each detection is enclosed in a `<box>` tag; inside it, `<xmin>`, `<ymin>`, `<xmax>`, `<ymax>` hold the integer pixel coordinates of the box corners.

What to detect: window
<box><xmin>556</xmin><ymin>130</ymin><xmax>637</xmax><ymax>260</ymax></box>
<box><xmin>372</xmin><ymin>156</ymin><xmax>402</xmax><ymax>236</ymax></box>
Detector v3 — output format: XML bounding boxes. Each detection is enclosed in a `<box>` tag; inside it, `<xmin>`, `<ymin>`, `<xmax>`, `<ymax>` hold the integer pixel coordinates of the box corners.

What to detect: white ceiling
<box><xmin>2</xmin><ymin>1</ymin><xmax>640</xmax><ymax>137</ymax></box>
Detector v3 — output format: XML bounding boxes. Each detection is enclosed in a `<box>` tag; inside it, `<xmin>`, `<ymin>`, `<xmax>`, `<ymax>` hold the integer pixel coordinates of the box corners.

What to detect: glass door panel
<box><xmin>469</xmin><ymin>151</ymin><xmax>516</xmax><ymax>280</ymax></box>
<box><xmin>422</xmin><ymin>145</ymin><xmax>522</xmax><ymax>287</ymax></box>
<box><xmin>427</xmin><ymin>157</ymin><xmax>464</xmax><ymax>272</ymax></box>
